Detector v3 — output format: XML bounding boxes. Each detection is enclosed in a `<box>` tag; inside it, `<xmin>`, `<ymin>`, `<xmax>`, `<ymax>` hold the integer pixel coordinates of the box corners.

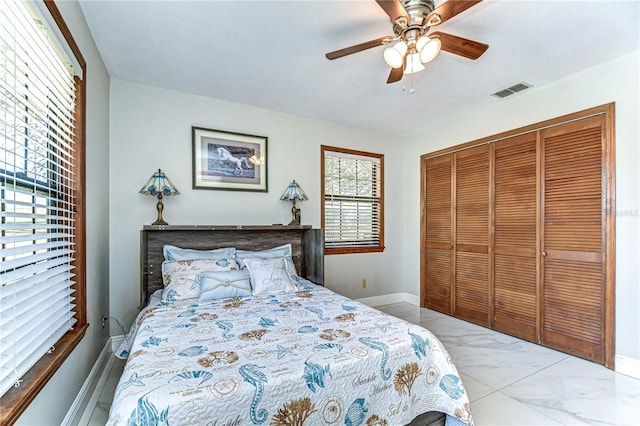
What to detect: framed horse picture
<box><xmin>192</xmin><ymin>127</ymin><xmax>268</xmax><ymax>192</ymax></box>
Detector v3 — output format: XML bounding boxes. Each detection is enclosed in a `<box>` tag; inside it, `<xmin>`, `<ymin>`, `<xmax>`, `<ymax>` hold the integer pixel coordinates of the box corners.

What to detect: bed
<box><xmin>108</xmin><ymin>225</ymin><xmax>472</xmax><ymax>426</ymax></box>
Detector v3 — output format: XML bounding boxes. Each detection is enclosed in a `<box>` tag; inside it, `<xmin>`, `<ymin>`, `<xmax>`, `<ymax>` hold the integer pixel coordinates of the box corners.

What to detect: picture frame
<box><xmin>192</xmin><ymin>126</ymin><xmax>268</xmax><ymax>192</ymax></box>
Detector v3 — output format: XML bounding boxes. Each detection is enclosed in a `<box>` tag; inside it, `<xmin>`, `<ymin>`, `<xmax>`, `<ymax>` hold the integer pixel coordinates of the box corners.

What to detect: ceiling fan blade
<box><xmin>426</xmin><ymin>0</ymin><xmax>482</xmax><ymax>26</ymax></box>
<box><xmin>375</xmin><ymin>0</ymin><xmax>409</xmax><ymax>22</ymax></box>
<box><xmin>432</xmin><ymin>32</ymin><xmax>488</xmax><ymax>60</ymax></box>
<box><xmin>387</xmin><ymin>66</ymin><xmax>404</xmax><ymax>84</ymax></box>
<box><xmin>326</xmin><ymin>37</ymin><xmax>392</xmax><ymax>60</ymax></box>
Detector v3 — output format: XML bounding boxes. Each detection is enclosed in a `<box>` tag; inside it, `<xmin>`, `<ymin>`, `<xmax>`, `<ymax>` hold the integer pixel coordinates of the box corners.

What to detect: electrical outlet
<box><xmin>102</xmin><ymin>316</ymin><xmax>108</xmax><ymax>328</ymax></box>
<box><xmin>361</xmin><ymin>278</ymin><xmax>367</xmax><ymax>289</ymax></box>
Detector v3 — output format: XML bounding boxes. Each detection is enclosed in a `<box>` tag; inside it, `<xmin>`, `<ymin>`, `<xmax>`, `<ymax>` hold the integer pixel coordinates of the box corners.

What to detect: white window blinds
<box><xmin>324</xmin><ymin>149</ymin><xmax>383</xmax><ymax>249</ymax></box>
<box><xmin>0</xmin><ymin>0</ymin><xmax>78</xmax><ymax>397</ymax></box>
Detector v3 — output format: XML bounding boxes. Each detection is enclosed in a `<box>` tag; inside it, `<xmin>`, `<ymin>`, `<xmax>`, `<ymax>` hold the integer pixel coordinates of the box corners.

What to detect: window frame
<box><xmin>0</xmin><ymin>1</ymin><xmax>86</xmax><ymax>423</ymax></box>
<box><xmin>321</xmin><ymin>145</ymin><xmax>385</xmax><ymax>255</ymax></box>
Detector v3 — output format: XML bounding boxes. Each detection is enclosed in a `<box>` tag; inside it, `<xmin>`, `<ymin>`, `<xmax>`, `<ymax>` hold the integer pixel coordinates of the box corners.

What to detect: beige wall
<box><xmin>108</xmin><ymin>80</ymin><xmax>406</xmax><ymax>329</ymax></box>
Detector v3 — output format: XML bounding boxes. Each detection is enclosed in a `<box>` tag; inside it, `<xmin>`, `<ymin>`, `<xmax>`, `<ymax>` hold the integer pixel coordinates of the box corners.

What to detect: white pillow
<box><xmin>243</xmin><ymin>257</ymin><xmax>298</xmax><ymax>295</ymax></box>
<box><xmin>235</xmin><ymin>244</ymin><xmax>300</xmax><ymax>282</ymax></box>
<box><xmin>235</xmin><ymin>244</ymin><xmax>290</xmax><ymax>263</ymax></box>
<box><xmin>162</xmin><ymin>258</ymin><xmax>238</xmax><ymax>301</ymax></box>
<box><xmin>197</xmin><ymin>270</ymin><xmax>252</xmax><ymax>301</ymax></box>
<box><xmin>163</xmin><ymin>245</ymin><xmax>236</xmax><ymax>261</ymax></box>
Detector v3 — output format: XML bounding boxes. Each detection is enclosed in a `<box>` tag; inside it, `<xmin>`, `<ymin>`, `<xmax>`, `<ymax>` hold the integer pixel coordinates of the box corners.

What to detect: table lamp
<box><xmin>280</xmin><ymin>180</ymin><xmax>308</xmax><ymax>225</ymax></box>
<box><xmin>139</xmin><ymin>168</ymin><xmax>179</xmax><ymax>225</ymax></box>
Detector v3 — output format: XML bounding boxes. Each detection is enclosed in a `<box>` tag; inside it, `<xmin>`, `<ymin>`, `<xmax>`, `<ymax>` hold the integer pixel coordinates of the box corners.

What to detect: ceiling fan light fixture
<box><xmin>417</xmin><ymin>36</ymin><xmax>441</xmax><ymax>64</ymax></box>
<box><xmin>415</xmin><ymin>35</ymin><xmax>429</xmax><ymax>52</ymax></box>
<box><xmin>404</xmin><ymin>51</ymin><xmax>425</xmax><ymax>74</ymax></box>
<box><xmin>383</xmin><ymin>41</ymin><xmax>407</xmax><ymax>68</ymax></box>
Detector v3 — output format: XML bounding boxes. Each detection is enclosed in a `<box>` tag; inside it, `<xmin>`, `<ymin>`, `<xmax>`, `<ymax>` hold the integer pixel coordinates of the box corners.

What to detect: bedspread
<box><xmin>109</xmin><ymin>282</ymin><xmax>473</xmax><ymax>426</ymax></box>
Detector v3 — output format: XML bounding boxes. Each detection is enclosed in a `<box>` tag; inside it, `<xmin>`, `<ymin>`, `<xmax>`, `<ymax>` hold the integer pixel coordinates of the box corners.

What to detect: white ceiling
<box><xmin>79</xmin><ymin>0</ymin><xmax>639</xmax><ymax>137</ymax></box>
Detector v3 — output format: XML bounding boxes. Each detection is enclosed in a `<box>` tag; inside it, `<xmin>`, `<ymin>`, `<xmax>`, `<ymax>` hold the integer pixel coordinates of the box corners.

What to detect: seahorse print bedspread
<box><xmin>108</xmin><ymin>282</ymin><xmax>473</xmax><ymax>426</ymax></box>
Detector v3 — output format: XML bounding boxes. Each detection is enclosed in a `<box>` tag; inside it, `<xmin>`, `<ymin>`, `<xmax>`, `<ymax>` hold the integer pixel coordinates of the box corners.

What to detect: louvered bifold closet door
<box><xmin>455</xmin><ymin>146</ymin><xmax>490</xmax><ymax>326</ymax></box>
<box><xmin>541</xmin><ymin>115</ymin><xmax>605</xmax><ymax>363</ymax></box>
<box><xmin>424</xmin><ymin>155</ymin><xmax>453</xmax><ymax>314</ymax></box>
<box><xmin>493</xmin><ymin>133</ymin><xmax>538</xmax><ymax>341</ymax></box>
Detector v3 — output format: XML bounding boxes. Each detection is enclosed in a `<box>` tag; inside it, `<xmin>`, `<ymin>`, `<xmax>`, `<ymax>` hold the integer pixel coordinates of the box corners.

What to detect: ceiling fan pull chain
<box><xmin>402</xmin><ymin>75</ymin><xmax>416</xmax><ymax>94</ymax></box>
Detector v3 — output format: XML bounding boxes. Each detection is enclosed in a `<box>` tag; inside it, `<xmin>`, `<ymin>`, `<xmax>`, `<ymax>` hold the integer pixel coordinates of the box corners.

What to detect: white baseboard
<box><xmin>615</xmin><ymin>354</ymin><xmax>640</xmax><ymax>380</ymax></box>
<box><xmin>64</xmin><ymin>335</ymin><xmax>126</xmax><ymax>425</ymax></box>
<box><xmin>404</xmin><ymin>293</ymin><xmax>420</xmax><ymax>306</ymax></box>
<box><xmin>356</xmin><ymin>292</ymin><xmax>420</xmax><ymax>308</ymax></box>
<box><xmin>62</xmin><ymin>337</ymin><xmax>113</xmax><ymax>426</ymax></box>
<box><xmin>111</xmin><ymin>334</ymin><xmax>125</xmax><ymax>352</ymax></box>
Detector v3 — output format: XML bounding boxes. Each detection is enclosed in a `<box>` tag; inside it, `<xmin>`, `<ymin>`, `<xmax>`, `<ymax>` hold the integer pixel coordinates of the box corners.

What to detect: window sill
<box><xmin>325</xmin><ymin>246</ymin><xmax>385</xmax><ymax>255</ymax></box>
<box><xmin>0</xmin><ymin>323</ymin><xmax>89</xmax><ymax>425</ymax></box>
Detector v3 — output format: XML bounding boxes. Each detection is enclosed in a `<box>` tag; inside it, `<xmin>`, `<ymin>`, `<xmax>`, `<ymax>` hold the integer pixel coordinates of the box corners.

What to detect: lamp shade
<box><xmin>280</xmin><ymin>180</ymin><xmax>308</xmax><ymax>202</ymax></box>
<box><xmin>383</xmin><ymin>41</ymin><xmax>407</xmax><ymax>69</ymax></box>
<box><xmin>404</xmin><ymin>52</ymin><xmax>425</xmax><ymax>74</ymax></box>
<box><xmin>417</xmin><ymin>36</ymin><xmax>441</xmax><ymax>64</ymax></box>
<box><xmin>139</xmin><ymin>169</ymin><xmax>180</xmax><ymax>196</ymax></box>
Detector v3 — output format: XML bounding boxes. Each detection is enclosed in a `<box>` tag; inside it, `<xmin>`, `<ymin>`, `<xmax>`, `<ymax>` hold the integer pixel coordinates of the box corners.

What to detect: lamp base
<box><xmin>152</xmin><ymin>195</ymin><xmax>168</xmax><ymax>226</ymax></box>
<box><xmin>288</xmin><ymin>204</ymin><xmax>301</xmax><ymax>226</ymax></box>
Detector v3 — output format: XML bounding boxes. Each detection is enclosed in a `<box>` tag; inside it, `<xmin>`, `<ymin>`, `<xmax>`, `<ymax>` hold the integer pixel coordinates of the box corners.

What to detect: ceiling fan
<box><xmin>325</xmin><ymin>0</ymin><xmax>488</xmax><ymax>84</ymax></box>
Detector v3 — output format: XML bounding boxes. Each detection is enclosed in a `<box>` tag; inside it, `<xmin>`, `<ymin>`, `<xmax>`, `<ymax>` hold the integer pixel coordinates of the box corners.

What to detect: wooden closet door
<box><xmin>455</xmin><ymin>145</ymin><xmax>490</xmax><ymax>326</ymax></box>
<box><xmin>423</xmin><ymin>155</ymin><xmax>453</xmax><ymax>314</ymax></box>
<box><xmin>541</xmin><ymin>115</ymin><xmax>606</xmax><ymax>363</ymax></box>
<box><xmin>493</xmin><ymin>133</ymin><xmax>538</xmax><ymax>341</ymax></box>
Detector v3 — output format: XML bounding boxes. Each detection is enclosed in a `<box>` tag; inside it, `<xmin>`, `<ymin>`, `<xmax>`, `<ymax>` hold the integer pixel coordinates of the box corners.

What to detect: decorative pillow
<box><xmin>243</xmin><ymin>257</ymin><xmax>298</xmax><ymax>295</ymax></box>
<box><xmin>197</xmin><ymin>270</ymin><xmax>252</xmax><ymax>302</ymax></box>
<box><xmin>161</xmin><ymin>258</ymin><xmax>239</xmax><ymax>301</ymax></box>
<box><xmin>235</xmin><ymin>244</ymin><xmax>300</xmax><ymax>282</ymax></box>
<box><xmin>163</xmin><ymin>245</ymin><xmax>236</xmax><ymax>261</ymax></box>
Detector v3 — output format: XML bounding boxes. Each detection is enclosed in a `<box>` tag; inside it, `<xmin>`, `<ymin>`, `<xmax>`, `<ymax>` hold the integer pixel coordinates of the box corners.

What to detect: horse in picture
<box><xmin>216</xmin><ymin>147</ymin><xmax>254</xmax><ymax>175</ymax></box>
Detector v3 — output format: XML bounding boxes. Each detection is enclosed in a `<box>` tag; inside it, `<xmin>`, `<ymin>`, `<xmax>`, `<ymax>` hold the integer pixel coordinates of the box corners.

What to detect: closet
<box><xmin>420</xmin><ymin>104</ymin><xmax>615</xmax><ymax>367</ymax></box>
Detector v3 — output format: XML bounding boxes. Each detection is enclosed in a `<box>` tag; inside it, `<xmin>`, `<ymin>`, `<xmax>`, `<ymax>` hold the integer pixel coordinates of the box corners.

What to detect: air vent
<box><xmin>492</xmin><ymin>81</ymin><xmax>534</xmax><ymax>98</ymax></box>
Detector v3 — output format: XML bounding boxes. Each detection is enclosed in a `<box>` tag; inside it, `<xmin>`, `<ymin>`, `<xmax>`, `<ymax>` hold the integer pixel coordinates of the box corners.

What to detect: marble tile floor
<box><xmin>79</xmin><ymin>302</ymin><xmax>640</xmax><ymax>425</ymax></box>
<box><xmin>78</xmin><ymin>354</ymin><xmax>127</xmax><ymax>425</ymax></box>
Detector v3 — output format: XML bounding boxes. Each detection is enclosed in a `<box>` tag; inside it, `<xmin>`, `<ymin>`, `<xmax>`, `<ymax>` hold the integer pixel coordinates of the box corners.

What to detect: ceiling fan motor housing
<box><xmin>394</xmin><ymin>0</ymin><xmax>437</xmax><ymax>42</ymax></box>
<box><xmin>402</xmin><ymin>0</ymin><xmax>436</xmax><ymax>26</ymax></box>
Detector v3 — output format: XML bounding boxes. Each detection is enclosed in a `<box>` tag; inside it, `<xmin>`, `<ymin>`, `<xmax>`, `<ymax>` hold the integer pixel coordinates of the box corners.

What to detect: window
<box><xmin>321</xmin><ymin>145</ymin><xmax>384</xmax><ymax>254</ymax></box>
<box><xmin>0</xmin><ymin>1</ymin><xmax>86</xmax><ymax>422</ymax></box>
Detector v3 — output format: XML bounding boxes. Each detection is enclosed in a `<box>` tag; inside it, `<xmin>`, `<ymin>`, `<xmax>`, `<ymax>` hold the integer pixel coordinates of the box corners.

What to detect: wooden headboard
<box><xmin>140</xmin><ymin>225</ymin><xmax>324</xmax><ymax>308</ymax></box>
